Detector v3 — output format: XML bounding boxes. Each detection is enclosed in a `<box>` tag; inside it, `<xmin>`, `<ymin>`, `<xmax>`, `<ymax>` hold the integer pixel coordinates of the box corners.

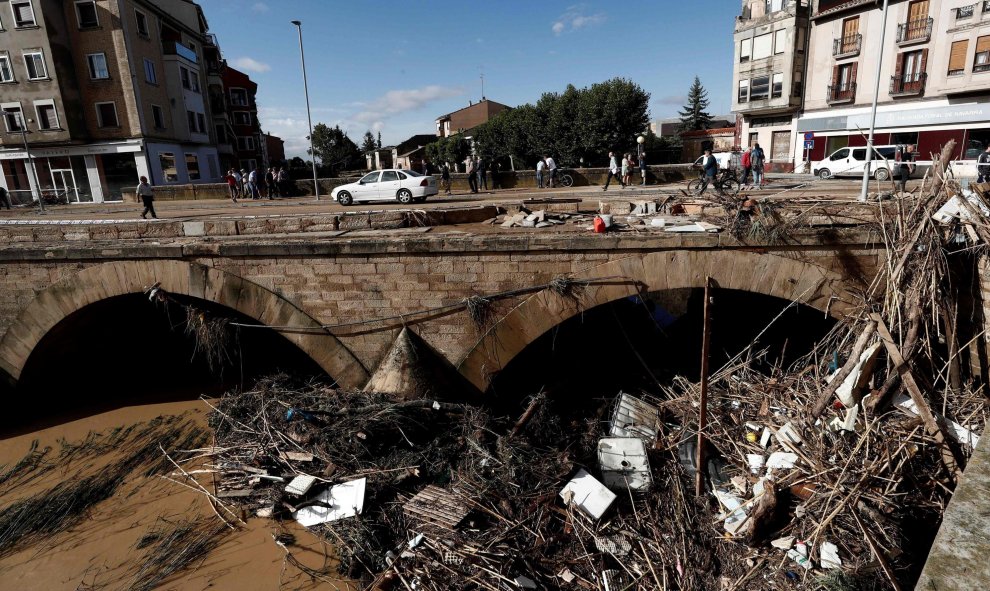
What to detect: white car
<box><xmin>331</xmin><ymin>169</ymin><xmax>438</xmax><ymax>205</ymax></box>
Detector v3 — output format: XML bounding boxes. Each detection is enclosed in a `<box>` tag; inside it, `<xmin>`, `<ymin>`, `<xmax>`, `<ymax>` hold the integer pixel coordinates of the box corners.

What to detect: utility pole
<box><xmin>291</xmin><ymin>20</ymin><xmax>319</xmax><ymax>201</ymax></box>
<box><xmin>859</xmin><ymin>0</ymin><xmax>891</xmax><ymax>202</ymax></box>
<box><xmin>16</xmin><ymin>113</ymin><xmax>44</xmax><ymax>212</ymax></box>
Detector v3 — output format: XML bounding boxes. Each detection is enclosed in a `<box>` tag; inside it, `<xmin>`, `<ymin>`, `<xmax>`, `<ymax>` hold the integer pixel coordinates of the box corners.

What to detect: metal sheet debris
<box><xmin>285</xmin><ymin>474</ymin><xmax>318</xmax><ymax>496</ymax></box>
<box><xmin>293</xmin><ymin>477</ymin><xmax>366</xmax><ymax>527</ymax></box>
<box><xmin>559</xmin><ymin>468</ymin><xmax>617</xmax><ymax>520</ymax></box>
<box><xmin>608</xmin><ymin>392</ymin><xmax>661</xmax><ymax>442</ymax></box>
<box><xmin>597</xmin><ymin>437</ymin><xmax>652</xmax><ymax>491</ymax></box>
<box><xmin>403</xmin><ymin>485</ymin><xmax>470</xmax><ymax>530</ymax></box>
<box><xmin>594</xmin><ymin>535</ymin><xmax>632</xmax><ymax>556</ymax></box>
<box><xmin>766</xmin><ymin>452</ymin><xmax>799</xmax><ymax>471</ymax></box>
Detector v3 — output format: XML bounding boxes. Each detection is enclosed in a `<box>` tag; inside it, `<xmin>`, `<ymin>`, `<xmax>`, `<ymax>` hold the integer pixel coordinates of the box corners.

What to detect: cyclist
<box><xmin>698</xmin><ymin>149</ymin><xmax>718</xmax><ymax>195</ymax></box>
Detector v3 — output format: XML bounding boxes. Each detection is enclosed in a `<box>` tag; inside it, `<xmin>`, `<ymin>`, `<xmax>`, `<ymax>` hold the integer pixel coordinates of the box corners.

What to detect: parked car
<box><xmin>331</xmin><ymin>169</ymin><xmax>438</xmax><ymax>205</ymax></box>
<box><xmin>812</xmin><ymin>145</ymin><xmax>917</xmax><ymax>181</ymax></box>
<box><xmin>692</xmin><ymin>151</ymin><xmax>742</xmax><ymax>171</ymax></box>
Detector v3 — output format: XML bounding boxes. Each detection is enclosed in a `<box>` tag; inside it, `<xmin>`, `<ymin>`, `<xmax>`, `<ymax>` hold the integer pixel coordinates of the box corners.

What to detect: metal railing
<box><xmin>896</xmin><ymin>17</ymin><xmax>933</xmax><ymax>44</ymax></box>
<box><xmin>162</xmin><ymin>40</ymin><xmax>198</xmax><ymax>64</ymax></box>
<box><xmin>890</xmin><ymin>72</ymin><xmax>927</xmax><ymax>95</ymax></box>
<box><xmin>827</xmin><ymin>82</ymin><xmax>857</xmax><ymax>103</ymax></box>
<box><xmin>832</xmin><ymin>34</ymin><xmax>862</xmax><ymax>57</ymax></box>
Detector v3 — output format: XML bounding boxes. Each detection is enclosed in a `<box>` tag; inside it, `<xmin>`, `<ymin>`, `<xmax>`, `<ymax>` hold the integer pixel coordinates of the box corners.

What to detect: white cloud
<box><xmin>252</xmin><ymin>2</ymin><xmax>269</xmax><ymax>13</ymax></box>
<box><xmin>232</xmin><ymin>57</ymin><xmax>271</xmax><ymax>73</ymax></box>
<box><xmin>552</xmin><ymin>4</ymin><xmax>606</xmax><ymax>36</ymax></box>
<box><xmin>353</xmin><ymin>85</ymin><xmax>464</xmax><ymax>124</ymax></box>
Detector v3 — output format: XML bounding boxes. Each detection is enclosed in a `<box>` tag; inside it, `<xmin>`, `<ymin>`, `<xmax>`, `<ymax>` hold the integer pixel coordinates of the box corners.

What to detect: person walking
<box><xmin>440</xmin><ymin>163</ymin><xmax>452</xmax><ymax>195</ymax></box>
<box><xmin>978</xmin><ymin>146</ymin><xmax>990</xmax><ymax>184</ymax></box>
<box><xmin>466</xmin><ymin>156</ymin><xmax>479</xmax><ymax>193</ymax></box>
<box><xmin>478</xmin><ymin>156</ymin><xmax>488</xmax><ymax>191</ymax></box>
<box><xmin>233</xmin><ymin>169</ymin><xmax>244</xmax><ymax>197</ymax></box>
<box><xmin>277</xmin><ymin>167</ymin><xmax>288</xmax><ymax>197</ymax></box>
<box><xmin>491</xmin><ymin>160</ymin><xmax>500</xmax><ymax>190</ymax></box>
<box><xmin>536</xmin><ymin>158</ymin><xmax>546</xmax><ymax>189</ymax></box>
<box><xmin>698</xmin><ymin>149</ymin><xmax>719</xmax><ymax>195</ymax></box>
<box><xmin>248</xmin><ymin>168</ymin><xmax>261</xmax><ymax>199</ymax></box>
<box><xmin>265</xmin><ymin>167</ymin><xmax>276</xmax><ymax>199</ymax></box>
<box><xmin>137</xmin><ymin>176</ymin><xmax>157</xmax><ymax>219</ymax></box>
<box><xmin>545</xmin><ymin>155</ymin><xmax>558</xmax><ymax>188</ymax></box>
<box><xmin>603</xmin><ymin>151</ymin><xmax>624</xmax><ymax>191</ymax></box>
<box><xmin>0</xmin><ymin>184</ymin><xmax>11</xmax><ymax>210</ymax></box>
<box><xmin>225</xmin><ymin>169</ymin><xmax>239</xmax><ymax>202</ymax></box>
<box><xmin>621</xmin><ymin>153</ymin><xmax>632</xmax><ymax>187</ymax></box>
<box><xmin>751</xmin><ymin>143</ymin><xmax>766</xmax><ymax>188</ymax></box>
<box><xmin>740</xmin><ymin>147</ymin><xmax>753</xmax><ymax>187</ymax></box>
<box><xmin>896</xmin><ymin>146</ymin><xmax>914</xmax><ymax>195</ymax></box>
<box><xmin>639</xmin><ymin>151</ymin><xmax>647</xmax><ymax>186</ymax></box>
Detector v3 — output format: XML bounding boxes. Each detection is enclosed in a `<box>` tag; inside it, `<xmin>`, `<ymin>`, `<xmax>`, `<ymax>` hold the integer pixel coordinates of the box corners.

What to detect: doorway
<box><xmin>51</xmin><ymin>168</ymin><xmax>79</xmax><ymax>203</ymax></box>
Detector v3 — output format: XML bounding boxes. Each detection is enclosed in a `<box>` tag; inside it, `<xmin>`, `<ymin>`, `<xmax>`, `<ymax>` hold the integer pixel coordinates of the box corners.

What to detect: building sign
<box><xmin>0</xmin><ymin>142</ymin><xmax>143</xmax><ymax>160</ymax></box>
<box><xmin>797</xmin><ymin>104</ymin><xmax>990</xmax><ymax>133</ymax></box>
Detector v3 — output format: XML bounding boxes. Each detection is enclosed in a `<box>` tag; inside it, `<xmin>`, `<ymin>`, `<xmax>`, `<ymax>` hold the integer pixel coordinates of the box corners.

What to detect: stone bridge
<box><xmin>0</xmin><ymin>222</ymin><xmax>884</xmax><ymax>391</ymax></box>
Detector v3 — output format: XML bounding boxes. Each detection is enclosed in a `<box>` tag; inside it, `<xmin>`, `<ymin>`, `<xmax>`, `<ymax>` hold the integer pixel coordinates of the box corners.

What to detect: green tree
<box><xmin>678</xmin><ymin>76</ymin><xmax>714</xmax><ymax>132</ymax></box>
<box><xmin>361</xmin><ymin>130</ymin><xmax>377</xmax><ymax>152</ymax></box>
<box><xmin>309</xmin><ymin>123</ymin><xmax>361</xmax><ymax>174</ymax></box>
<box><xmin>425</xmin><ymin>136</ymin><xmax>471</xmax><ymax>170</ymax></box>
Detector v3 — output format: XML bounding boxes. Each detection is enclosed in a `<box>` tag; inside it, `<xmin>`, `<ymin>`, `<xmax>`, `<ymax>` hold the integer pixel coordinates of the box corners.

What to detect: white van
<box><xmin>811</xmin><ymin>145</ymin><xmax>915</xmax><ymax>180</ymax></box>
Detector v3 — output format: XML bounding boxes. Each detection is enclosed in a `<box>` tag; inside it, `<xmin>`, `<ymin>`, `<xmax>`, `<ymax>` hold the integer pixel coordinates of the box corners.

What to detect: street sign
<box><xmin>804</xmin><ymin>132</ymin><xmax>815</xmax><ymax>141</ymax></box>
<box><xmin>804</xmin><ymin>140</ymin><xmax>815</xmax><ymax>150</ymax></box>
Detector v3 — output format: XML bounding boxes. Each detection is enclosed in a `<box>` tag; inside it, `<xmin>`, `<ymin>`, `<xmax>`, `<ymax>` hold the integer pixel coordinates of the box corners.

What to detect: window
<box><xmin>185</xmin><ymin>153</ymin><xmax>200</xmax><ymax>180</ymax></box>
<box><xmin>186</xmin><ymin>110</ymin><xmax>197</xmax><ymax>132</ymax></box>
<box><xmin>751</xmin><ymin>75</ymin><xmax>770</xmax><ymax>100</ymax></box>
<box><xmin>796</xmin><ymin>27</ymin><xmax>805</xmax><ymax>53</ymax></box>
<box><xmin>749</xmin><ymin>132</ymin><xmax>759</xmax><ymax>148</ymax></box>
<box><xmin>766</xmin><ymin>0</ymin><xmax>784</xmax><ymax>13</ymax></box>
<box><xmin>135</xmin><ymin>9</ymin><xmax>149</xmax><ymax>37</ymax></box>
<box><xmin>976</xmin><ymin>36</ymin><xmax>990</xmax><ymax>72</ymax></box>
<box><xmin>1</xmin><ymin>103</ymin><xmax>24</xmax><ymax>132</ymax></box>
<box><xmin>229</xmin><ymin>88</ymin><xmax>248</xmax><ymax>106</ymax></box>
<box><xmin>237</xmin><ymin>136</ymin><xmax>255</xmax><ymax>150</ymax></box>
<box><xmin>740</xmin><ymin>38</ymin><xmax>751</xmax><ymax>63</ymax></box>
<box><xmin>11</xmin><ymin>1</ymin><xmax>36</xmax><ymax>27</ymax></box>
<box><xmin>215</xmin><ymin>125</ymin><xmax>226</xmax><ymax>142</ymax></box>
<box><xmin>233</xmin><ymin>111</ymin><xmax>251</xmax><ymax>125</ymax></box>
<box><xmin>771</xmin><ymin>73</ymin><xmax>784</xmax><ymax>98</ymax></box>
<box><xmin>774</xmin><ymin>30</ymin><xmax>786</xmax><ymax>55</ymax></box>
<box><xmin>180</xmin><ymin>66</ymin><xmax>190</xmax><ymax>89</ymax></box>
<box><xmin>152</xmin><ymin>104</ymin><xmax>164</xmax><ymax>129</ymax></box>
<box><xmin>839</xmin><ymin>17</ymin><xmax>859</xmax><ymax>53</ymax></box>
<box><xmin>957</xmin><ymin>4</ymin><xmax>974</xmax><ymax>18</ymax></box>
<box><xmin>381</xmin><ymin>171</ymin><xmax>399</xmax><ymax>182</ymax></box>
<box><xmin>949</xmin><ymin>40</ymin><xmax>968</xmax><ymax>76</ymax></box>
<box><xmin>901</xmin><ymin>49</ymin><xmax>924</xmax><ymax>82</ymax></box>
<box><xmin>143</xmin><ymin>58</ymin><xmax>156</xmax><ymax>84</ymax></box>
<box><xmin>830</xmin><ymin>148</ymin><xmax>850</xmax><ymax>161</ymax></box>
<box><xmin>837</xmin><ymin>63</ymin><xmax>855</xmax><ymax>89</ymax></box>
<box><xmin>23</xmin><ymin>51</ymin><xmax>47</xmax><ymax>80</ymax></box>
<box><xmin>793</xmin><ymin>70</ymin><xmax>803</xmax><ymax>97</ymax></box>
<box><xmin>35</xmin><ymin>100</ymin><xmax>58</xmax><ymax>129</ymax></box>
<box><xmin>771</xmin><ymin>130</ymin><xmax>790</xmax><ymax>161</ymax></box>
<box><xmin>891</xmin><ymin>132</ymin><xmax>919</xmax><ymax>146</ymax></box>
<box><xmin>360</xmin><ymin>171</ymin><xmax>380</xmax><ymax>184</ymax></box>
<box><xmin>95</xmin><ymin>101</ymin><xmax>118</xmax><ymax>127</ymax></box>
<box><xmin>86</xmin><ymin>53</ymin><xmax>109</xmax><ymax>79</ymax></box>
<box><xmin>738</xmin><ymin>79</ymin><xmax>749</xmax><ymax>102</ymax></box>
<box><xmin>239</xmin><ymin>159</ymin><xmax>257</xmax><ymax>171</ymax></box>
<box><xmin>159</xmin><ymin>152</ymin><xmax>178</xmax><ymax>182</ymax></box>
<box><xmin>0</xmin><ymin>55</ymin><xmax>13</xmax><ymax>83</ymax></box>
<box><xmin>196</xmin><ymin>113</ymin><xmax>205</xmax><ymax>133</ymax></box>
<box><xmin>75</xmin><ymin>1</ymin><xmax>98</xmax><ymax>28</ymax></box>
<box><xmin>753</xmin><ymin>33</ymin><xmax>772</xmax><ymax>60</ymax></box>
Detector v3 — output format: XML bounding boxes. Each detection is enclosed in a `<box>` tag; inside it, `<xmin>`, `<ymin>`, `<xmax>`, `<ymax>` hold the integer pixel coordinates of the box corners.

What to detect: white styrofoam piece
<box><xmin>766</xmin><ymin>452</ymin><xmax>799</xmax><ymax>470</ymax></box>
<box><xmin>559</xmin><ymin>468</ymin><xmax>617</xmax><ymax>520</ymax></box>
<box><xmin>820</xmin><ymin>541</ymin><xmax>842</xmax><ymax>569</ymax></box>
<box><xmin>893</xmin><ymin>394</ymin><xmax>980</xmax><ymax>449</ymax></box>
<box><xmin>294</xmin><ymin>478</ymin><xmax>366</xmax><ymax>527</ymax></box>
<box><xmin>284</xmin><ymin>474</ymin><xmax>317</xmax><ymax>496</ymax></box>
<box><xmin>597</xmin><ymin>437</ymin><xmax>652</xmax><ymax>491</ymax></box>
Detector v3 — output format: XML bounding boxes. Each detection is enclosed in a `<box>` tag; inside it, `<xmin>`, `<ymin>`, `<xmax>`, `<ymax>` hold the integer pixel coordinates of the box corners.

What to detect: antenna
<box><xmin>479</xmin><ymin>66</ymin><xmax>485</xmax><ymax>101</ymax></box>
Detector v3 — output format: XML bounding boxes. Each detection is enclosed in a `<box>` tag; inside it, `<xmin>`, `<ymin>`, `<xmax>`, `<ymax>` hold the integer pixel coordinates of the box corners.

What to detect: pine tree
<box><xmin>678</xmin><ymin>76</ymin><xmax>714</xmax><ymax>132</ymax></box>
<box><xmin>376</xmin><ymin>131</ymin><xmax>382</xmax><ymax>149</ymax></box>
<box><xmin>361</xmin><ymin>131</ymin><xmax>377</xmax><ymax>152</ymax></box>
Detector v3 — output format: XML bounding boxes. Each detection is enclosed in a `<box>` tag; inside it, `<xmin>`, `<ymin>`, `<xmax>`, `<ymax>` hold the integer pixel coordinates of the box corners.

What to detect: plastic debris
<box><xmin>820</xmin><ymin>541</ymin><xmax>842</xmax><ymax>569</ymax></box>
<box><xmin>559</xmin><ymin>469</ymin><xmax>617</xmax><ymax>520</ymax></box>
<box><xmin>766</xmin><ymin>452</ymin><xmax>799</xmax><ymax>470</ymax></box>
<box><xmin>597</xmin><ymin>437</ymin><xmax>652</xmax><ymax>491</ymax></box>
<box><xmin>284</xmin><ymin>474</ymin><xmax>317</xmax><ymax>496</ymax></box>
<box><xmin>293</xmin><ymin>478</ymin><xmax>366</xmax><ymax>527</ymax></box>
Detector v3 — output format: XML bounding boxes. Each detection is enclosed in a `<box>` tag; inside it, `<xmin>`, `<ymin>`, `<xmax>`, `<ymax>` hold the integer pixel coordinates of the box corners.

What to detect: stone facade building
<box><xmin>0</xmin><ymin>0</ymin><xmax>224</xmax><ymax>203</ymax></box>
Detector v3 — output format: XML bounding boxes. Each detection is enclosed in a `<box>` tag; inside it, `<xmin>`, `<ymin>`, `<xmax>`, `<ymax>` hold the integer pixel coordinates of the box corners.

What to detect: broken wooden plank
<box><xmin>403</xmin><ymin>485</ymin><xmax>470</xmax><ymax>530</ymax></box>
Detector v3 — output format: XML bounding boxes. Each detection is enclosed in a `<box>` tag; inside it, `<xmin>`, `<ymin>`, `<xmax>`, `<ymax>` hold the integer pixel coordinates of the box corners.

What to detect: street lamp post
<box><xmin>637</xmin><ymin>135</ymin><xmax>646</xmax><ymax>186</ymax></box>
<box><xmin>859</xmin><ymin>0</ymin><xmax>891</xmax><ymax>202</ymax></box>
<box><xmin>291</xmin><ymin>20</ymin><xmax>319</xmax><ymax>201</ymax></box>
<box><xmin>16</xmin><ymin>113</ymin><xmax>44</xmax><ymax>212</ymax></box>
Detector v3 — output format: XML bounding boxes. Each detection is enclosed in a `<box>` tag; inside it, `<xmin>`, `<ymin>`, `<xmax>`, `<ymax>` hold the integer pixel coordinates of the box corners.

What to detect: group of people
<box><xmin>463</xmin><ymin>156</ymin><xmax>502</xmax><ymax>193</ymax></box>
<box><xmin>602</xmin><ymin>151</ymin><xmax>646</xmax><ymax>191</ymax></box>
<box><xmin>535</xmin><ymin>155</ymin><xmax>558</xmax><ymax>188</ymax></box>
<box><xmin>697</xmin><ymin>143</ymin><xmax>766</xmax><ymax>193</ymax></box>
<box><xmin>224</xmin><ymin>167</ymin><xmax>289</xmax><ymax>203</ymax></box>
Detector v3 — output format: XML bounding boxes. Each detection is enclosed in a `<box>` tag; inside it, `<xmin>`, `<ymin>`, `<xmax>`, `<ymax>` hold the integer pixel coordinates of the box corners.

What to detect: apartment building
<box><xmin>798</xmin><ymin>0</ymin><xmax>990</xmax><ymax>166</ymax></box>
<box><xmin>732</xmin><ymin>0</ymin><xmax>812</xmax><ymax>172</ymax></box>
<box><xmin>221</xmin><ymin>65</ymin><xmax>266</xmax><ymax>173</ymax></box>
<box><xmin>435</xmin><ymin>99</ymin><xmax>510</xmax><ymax>138</ymax></box>
<box><xmin>0</xmin><ymin>0</ymin><xmax>221</xmax><ymax>203</ymax></box>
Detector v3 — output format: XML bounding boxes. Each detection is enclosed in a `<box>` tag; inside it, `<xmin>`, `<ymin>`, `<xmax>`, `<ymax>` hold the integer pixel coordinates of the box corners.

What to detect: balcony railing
<box><xmin>890</xmin><ymin>72</ymin><xmax>927</xmax><ymax>96</ymax></box>
<box><xmin>827</xmin><ymin>82</ymin><xmax>856</xmax><ymax>104</ymax></box>
<box><xmin>896</xmin><ymin>17</ymin><xmax>932</xmax><ymax>45</ymax></box>
<box><xmin>162</xmin><ymin>40</ymin><xmax>198</xmax><ymax>64</ymax></box>
<box><xmin>957</xmin><ymin>4</ymin><xmax>976</xmax><ymax>19</ymax></box>
<box><xmin>833</xmin><ymin>34</ymin><xmax>862</xmax><ymax>57</ymax></box>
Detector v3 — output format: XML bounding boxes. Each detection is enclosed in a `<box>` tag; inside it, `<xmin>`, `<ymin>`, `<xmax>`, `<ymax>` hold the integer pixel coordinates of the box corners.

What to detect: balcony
<box><xmin>890</xmin><ymin>72</ymin><xmax>927</xmax><ymax>96</ymax></box>
<box><xmin>163</xmin><ymin>41</ymin><xmax>198</xmax><ymax>64</ymax></box>
<box><xmin>833</xmin><ymin>34</ymin><xmax>861</xmax><ymax>58</ymax></box>
<box><xmin>896</xmin><ymin>17</ymin><xmax>932</xmax><ymax>45</ymax></box>
<box><xmin>827</xmin><ymin>82</ymin><xmax>857</xmax><ymax>104</ymax></box>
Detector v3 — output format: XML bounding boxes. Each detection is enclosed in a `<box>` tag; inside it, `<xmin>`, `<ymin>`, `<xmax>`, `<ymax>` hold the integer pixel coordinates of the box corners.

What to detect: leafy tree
<box><xmin>678</xmin><ymin>76</ymin><xmax>714</xmax><ymax>132</ymax></box>
<box><xmin>309</xmin><ymin>123</ymin><xmax>361</xmax><ymax>174</ymax></box>
<box><xmin>361</xmin><ymin>131</ymin><xmax>377</xmax><ymax>152</ymax></box>
<box><xmin>425</xmin><ymin>136</ymin><xmax>471</xmax><ymax>170</ymax></box>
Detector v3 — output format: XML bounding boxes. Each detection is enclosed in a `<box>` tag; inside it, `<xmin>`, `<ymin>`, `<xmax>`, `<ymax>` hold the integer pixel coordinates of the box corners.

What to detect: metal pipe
<box><xmin>695</xmin><ymin>277</ymin><xmax>714</xmax><ymax>496</ymax></box>
<box><xmin>291</xmin><ymin>20</ymin><xmax>319</xmax><ymax>201</ymax></box>
<box><xmin>859</xmin><ymin>0</ymin><xmax>891</xmax><ymax>202</ymax></box>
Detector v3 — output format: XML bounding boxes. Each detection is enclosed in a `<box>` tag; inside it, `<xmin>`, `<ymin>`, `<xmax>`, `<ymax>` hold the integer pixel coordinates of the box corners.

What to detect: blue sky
<box><xmin>200</xmin><ymin>0</ymin><xmax>739</xmax><ymax>157</ymax></box>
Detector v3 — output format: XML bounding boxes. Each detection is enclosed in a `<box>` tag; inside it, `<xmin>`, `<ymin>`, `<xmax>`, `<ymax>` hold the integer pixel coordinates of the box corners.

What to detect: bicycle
<box><xmin>546</xmin><ymin>168</ymin><xmax>574</xmax><ymax>188</ymax></box>
<box><xmin>688</xmin><ymin>169</ymin><xmax>740</xmax><ymax>197</ymax></box>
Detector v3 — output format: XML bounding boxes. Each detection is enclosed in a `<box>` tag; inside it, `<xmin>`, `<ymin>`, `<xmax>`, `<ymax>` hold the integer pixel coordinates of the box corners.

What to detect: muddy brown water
<box><xmin>0</xmin><ymin>399</ymin><xmax>356</xmax><ymax>591</ymax></box>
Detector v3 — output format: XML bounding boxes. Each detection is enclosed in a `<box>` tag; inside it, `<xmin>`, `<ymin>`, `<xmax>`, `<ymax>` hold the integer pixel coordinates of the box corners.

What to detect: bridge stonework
<box><xmin>0</xmin><ymin>229</ymin><xmax>884</xmax><ymax>390</ymax></box>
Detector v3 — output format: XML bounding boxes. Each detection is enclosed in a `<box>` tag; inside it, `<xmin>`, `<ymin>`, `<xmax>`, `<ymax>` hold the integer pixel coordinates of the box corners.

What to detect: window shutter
<box><xmin>843</xmin><ymin>17</ymin><xmax>859</xmax><ymax>38</ymax></box>
<box><xmin>831</xmin><ymin>65</ymin><xmax>840</xmax><ymax>87</ymax></box>
<box><xmin>949</xmin><ymin>40</ymin><xmax>969</xmax><ymax>72</ymax></box>
<box><xmin>850</xmin><ymin>62</ymin><xmax>858</xmax><ymax>84</ymax></box>
<box><xmin>920</xmin><ymin>48</ymin><xmax>928</xmax><ymax>75</ymax></box>
<box><xmin>894</xmin><ymin>53</ymin><xmax>904</xmax><ymax>80</ymax></box>
<box><xmin>977</xmin><ymin>35</ymin><xmax>990</xmax><ymax>55</ymax></box>
<box><xmin>908</xmin><ymin>0</ymin><xmax>929</xmax><ymax>22</ymax></box>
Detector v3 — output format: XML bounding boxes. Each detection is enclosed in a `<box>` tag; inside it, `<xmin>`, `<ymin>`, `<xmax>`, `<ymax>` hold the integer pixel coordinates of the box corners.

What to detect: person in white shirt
<box><xmin>545</xmin><ymin>155</ymin><xmax>557</xmax><ymax>188</ymax></box>
<box><xmin>248</xmin><ymin>168</ymin><xmax>260</xmax><ymax>199</ymax></box>
<box><xmin>137</xmin><ymin>176</ymin><xmax>156</xmax><ymax>219</ymax></box>
<box><xmin>603</xmin><ymin>151</ymin><xmax>624</xmax><ymax>191</ymax></box>
<box><xmin>536</xmin><ymin>159</ymin><xmax>546</xmax><ymax>188</ymax></box>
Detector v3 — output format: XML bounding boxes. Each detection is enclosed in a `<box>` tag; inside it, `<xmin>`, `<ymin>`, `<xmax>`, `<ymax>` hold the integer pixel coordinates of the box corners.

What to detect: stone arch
<box><xmin>0</xmin><ymin>260</ymin><xmax>369</xmax><ymax>388</ymax></box>
<box><xmin>457</xmin><ymin>249</ymin><xmax>863</xmax><ymax>392</ymax></box>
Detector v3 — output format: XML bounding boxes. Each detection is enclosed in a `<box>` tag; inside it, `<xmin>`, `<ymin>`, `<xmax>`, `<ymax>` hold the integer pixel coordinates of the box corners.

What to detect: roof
<box><xmin>680</xmin><ymin>127</ymin><xmax>736</xmax><ymax>138</ymax></box>
<box><xmin>436</xmin><ymin>99</ymin><xmax>512</xmax><ymax>120</ymax></box>
<box><xmin>395</xmin><ymin>134</ymin><xmax>437</xmax><ymax>154</ymax></box>
<box><xmin>813</xmin><ymin>0</ymin><xmax>875</xmax><ymax>20</ymax></box>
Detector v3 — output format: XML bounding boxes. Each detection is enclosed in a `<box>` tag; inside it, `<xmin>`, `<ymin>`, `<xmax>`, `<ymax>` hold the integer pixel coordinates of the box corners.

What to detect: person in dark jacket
<box><xmin>698</xmin><ymin>149</ymin><xmax>718</xmax><ymax>195</ymax></box>
<box><xmin>978</xmin><ymin>146</ymin><xmax>990</xmax><ymax>184</ymax></box>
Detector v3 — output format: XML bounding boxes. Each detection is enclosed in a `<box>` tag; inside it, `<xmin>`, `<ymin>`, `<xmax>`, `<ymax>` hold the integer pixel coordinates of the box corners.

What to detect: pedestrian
<box><xmin>639</xmin><ymin>151</ymin><xmax>647</xmax><ymax>186</ymax></box>
<box><xmin>0</xmin><ymin>184</ymin><xmax>11</xmax><ymax>210</ymax></box>
<box><xmin>491</xmin><ymin>160</ymin><xmax>500</xmax><ymax>190</ymax></box>
<box><xmin>897</xmin><ymin>146</ymin><xmax>913</xmax><ymax>195</ymax></box>
<box><xmin>603</xmin><ymin>151</ymin><xmax>624</xmax><ymax>191</ymax></box>
<box><xmin>698</xmin><ymin>149</ymin><xmax>718</xmax><ymax>195</ymax></box>
<box><xmin>466</xmin><ymin>156</ymin><xmax>478</xmax><ymax>193</ymax></box>
<box><xmin>621</xmin><ymin>153</ymin><xmax>631</xmax><ymax>187</ymax></box>
<box><xmin>277</xmin><ymin>167</ymin><xmax>288</xmax><ymax>197</ymax></box>
<box><xmin>478</xmin><ymin>156</ymin><xmax>488</xmax><ymax>191</ymax></box>
<box><xmin>545</xmin><ymin>155</ymin><xmax>557</xmax><ymax>188</ymax></box>
<box><xmin>536</xmin><ymin>158</ymin><xmax>546</xmax><ymax>189</ymax></box>
<box><xmin>265</xmin><ymin>167</ymin><xmax>276</xmax><ymax>199</ymax></box>
<box><xmin>751</xmin><ymin>143</ymin><xmax>766</xmax><ymax>188</ymax></box>
<box><xmin>247</xmin><ymin>168</ymin><xmax>260</xmax><ymax>199</ymax></box>
<box><xmin>740</xmin><ymin>147</ymin><xmax>753</xmax><ymax>187</ymax></box>
<box><xmin>978</xmin><ymin>146</ymin><xmax>990</xmax><ymax>184</ymax></box>
<box><xmin>440</xmin><ymin>163</ymin><xmax>451</xmax><ymax>195</ymax></box>
<box><xmin>225</xmin><ymin>169</ymin><xmax>239</xmax><ymax>202</ymax></box>
<box><xmin>137</xmin><ymin>176</ymin><xmax>157</xmax><ymax>219</ymax></box>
